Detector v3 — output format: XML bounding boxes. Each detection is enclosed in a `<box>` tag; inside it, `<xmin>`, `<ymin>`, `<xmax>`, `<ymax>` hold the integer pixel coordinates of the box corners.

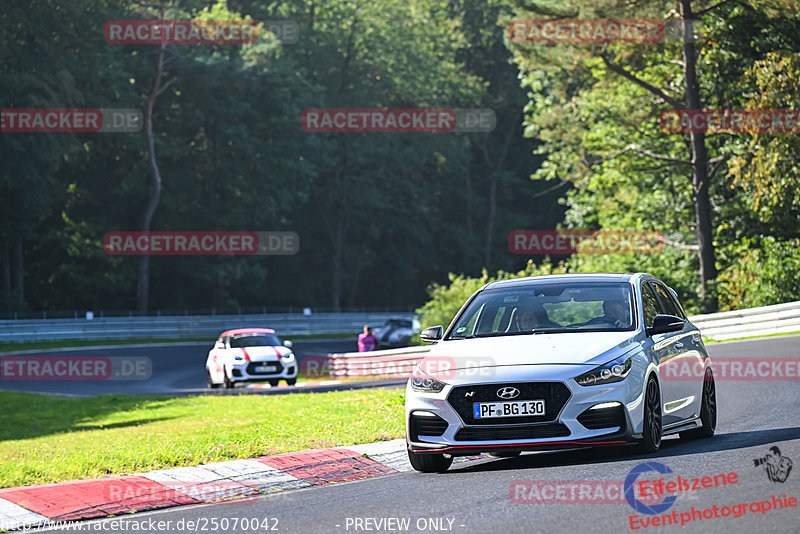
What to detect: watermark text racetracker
<box><xmin>1</xmin><ymin>108</ymin><xmax>142</xmax><ymax>133</ymax></box>
<box><xmin>5</xmin><ymin>517</ymin><xmax>279</xmax><ymax>532</ymax></box>
<box><xmin>326</xmin><ymin>355</ymin><xmax>495</xmax><ymax>379</ymax></box>
<box><xmin>301</xmin><ymin>108</ymin><xmax>496</xmax><ymax>133</ymax></box>
<box><xmin>103</xmin><ymin>231</ymin><xmax>299</xmax><ymax>256</ymax></box>
<box><xmin>1</xmin><ymin>356</ymin><xmax>151</xmax><ymax>380</ymax></box>
<box><xmin>104</xmin><ymin>19</ymin><xmax>299</xmax><ymax>44</ymax></box>
<box><xmin>509</xmin><ymin>472</ymin><xmax>716</xmax><ymax>505</ymax></box>
<box><xmin>661</xmin><ymin>356</ymin><xmax>800</xmax><ymax>381</ymax></box>
<box><xmin>508</xmin><ymin>19</ymin><xmax>665</xmax><ymax>43</ymax></box>
<box><xmin>509</xmin><ymin>230</ymin><xmax>664</xmax><ymax>255</ymax></box>
<box><xmin>660</xmin><ymin>109</ymin><xmax>800</xmax><ymax>133</ymax></box>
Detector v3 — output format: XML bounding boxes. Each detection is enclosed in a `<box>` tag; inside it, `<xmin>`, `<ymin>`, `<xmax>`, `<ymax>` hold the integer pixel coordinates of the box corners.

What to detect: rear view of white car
<box><xmin>206</xmin><ymin>328</ymin><xmax>297</xmax><ymax>388</ymax></box>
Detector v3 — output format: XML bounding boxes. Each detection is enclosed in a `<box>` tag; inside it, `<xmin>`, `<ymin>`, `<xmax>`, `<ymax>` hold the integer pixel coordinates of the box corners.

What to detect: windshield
<box><xmin>229</xmin><ymin>334</ymin><xmax>281</xmax><ymax>348</ymax></box>
<box><xmin>448</xmin><ymin>282</ymin><xmax>635</xmax><ymax>339</ymax></box>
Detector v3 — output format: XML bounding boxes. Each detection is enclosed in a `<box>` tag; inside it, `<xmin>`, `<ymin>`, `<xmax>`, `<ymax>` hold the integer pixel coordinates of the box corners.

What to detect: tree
<box><xmin>505</xmin><ymin>0</ymin><xmax>767</xmax><ymax>311</ymax></box>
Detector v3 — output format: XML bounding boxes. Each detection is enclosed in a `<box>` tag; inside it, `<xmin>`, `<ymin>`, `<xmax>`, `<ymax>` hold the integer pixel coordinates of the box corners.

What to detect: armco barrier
<box><xmin>326</xmin><ymin>301</ymin><xmax>800</xmax><ymax>378</ymax></box>
<box><xmin>328</xmin><ymin>346</ymin><xmax>430</xmax><ymax>378</ymax></box>
<box><xmin>0</xmin><ymin>313</ymin><xmax>411</xmax><ymax>343</ymax></box>
<box><xmin>2</xmin><ymin>300</ymin><xmax>797</xmax><ymax>347</ymax></box>
<box><xmin>688</xmin><ymin>300</ymin><xmax>800</xmax><ymax>341</ymax></box>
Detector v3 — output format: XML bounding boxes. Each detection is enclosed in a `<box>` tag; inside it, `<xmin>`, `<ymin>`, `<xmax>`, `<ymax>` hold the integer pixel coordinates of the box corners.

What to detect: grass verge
<box><xmin>702</xmin><ymin>330</ymin><xmax>800</xmax><ymax>344</ymax></box>
<box><xmin>0</xmin><ymin>389</ymin><xmax>404</xmax><ymax>489</ymax></box>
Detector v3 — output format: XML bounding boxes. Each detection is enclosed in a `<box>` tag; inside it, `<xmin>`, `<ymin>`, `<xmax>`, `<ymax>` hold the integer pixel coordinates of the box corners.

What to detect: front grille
<box><xmin>447</xmin><ymin>382</ymin><xmax>571</xmax><ymax>425</ymax></box>
<box><xmin>455</xmin><ymin>423</ymin><xmax>570</xmax><ymax>441</ymax></box>
<box><xmin>409</xmin><ymin>413</ymin><xmax>448</xmax><ymax>440</ymax></box>
<box><xmin>246</xmin><ymin>361</ymin><xmax>284</xmax><ymax>375</ymax></box>
<box><xmin>577</xmin><ymin>404</ymin><xmax>626</xmax><ymax>430</ymax></box>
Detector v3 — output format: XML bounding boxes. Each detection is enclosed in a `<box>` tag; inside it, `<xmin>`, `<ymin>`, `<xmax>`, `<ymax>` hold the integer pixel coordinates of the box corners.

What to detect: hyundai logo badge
<box><xmin>497</xmin><ymin>387</ymin><xmax>520</xmax><ymax>399</ymax></box>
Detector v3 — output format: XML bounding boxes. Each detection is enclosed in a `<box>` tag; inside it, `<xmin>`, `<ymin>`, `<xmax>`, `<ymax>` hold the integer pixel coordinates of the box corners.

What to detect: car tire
<box><xmin>286</xmin><ymin>379</ymin><xmax>297</xmax><ymax>386</ymax></box>
<box><xmin>637</xmin><ymin>376</ymin><xmax>662</xmax><ymax>453</ymax></box>
<box><xmin>268</xmin><ymin>379</ymin><xmax>279</xmax><ymax>387</ymax></box>
<box><xmin>407</xmin><ymin>448</ymin><xmax>453</xmax><ymax>473</ymax></box>
<box><xmin>680</xmin><ymin>368</ymin><xmax>716</xmax><ymax>440</ymax></box>
<box><xmin>207</xmin><ymin>370</ymin><xmax>220</xmax><ymax>389</ymax></box>
<box><xmin>491</xmin><ymin>451</ymin><xmax>521</xmax><ymax>458</ymax></box>
<box><xmin>223</xmin><ymin>371</ymin><xmax>235</xmax><ymax>389</ymax></box>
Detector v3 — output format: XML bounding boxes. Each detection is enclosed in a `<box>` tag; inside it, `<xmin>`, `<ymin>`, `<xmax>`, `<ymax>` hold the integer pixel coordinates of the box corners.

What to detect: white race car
<box><xmin>206</xmin><ymin>328</ymin><xmax>297</xmax><ymax>388</ymax></box>
<box><xmin>405</xmin><ymin>273</ymin><xmax>716</xmax><ymax>472</ymax></box>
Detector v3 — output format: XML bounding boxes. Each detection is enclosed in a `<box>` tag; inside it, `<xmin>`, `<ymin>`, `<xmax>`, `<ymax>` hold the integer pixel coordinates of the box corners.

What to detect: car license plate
<box><xmin>473</xmin><ymin>400</ymin><xmax>545</xmax><ymax>419</ymax></box>
<box><xmin>254</xmin><ymin>365</ymin><xmax>277</xmax><ymax>373</ymax></box>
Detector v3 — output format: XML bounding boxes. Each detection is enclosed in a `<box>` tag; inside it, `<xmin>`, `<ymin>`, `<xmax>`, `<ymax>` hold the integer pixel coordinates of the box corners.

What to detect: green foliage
<box><xmin>728</xmin><ymin>52</ymin><xmax>800</xmax><ymax>230</ymax></box>
<box><xmin>415</xmin><ymin>260</ymin><xmax>567</xmax><ymax>330</ymax></box>
<box><xmin>2</xmin><ymin>0</ymin><xmax>799</xmax><ymax>316</ymax></box>
<box><xmin>1</xmin><ymin>0</ymin><xmax>559</xmax><ymax>314</ymax></box>
<box><xmin>415</xmin><ymin>271</ymin><xmax>489</xmax><ymax>330</ymax></box>
<box><xmin>717</xmin><ymin>237</ymin><xmax>800</xmax><ymax>311</ymax></box>
<box><xmin>504</xmin><ymin>0</ymin><xmax>800</xmax><ymax>312</ymax></box>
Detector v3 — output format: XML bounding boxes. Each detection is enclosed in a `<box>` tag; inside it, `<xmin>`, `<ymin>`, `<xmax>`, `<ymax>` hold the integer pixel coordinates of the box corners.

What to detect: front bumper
<box><xmin>229</xmin><ymin>358</ymin><xmax>297</xmax><ymax>383</ymax></box>
<box><xmin>405</xmin><ymin>363</ymin><xmax>646</xmax><ymax>456</ymax></box>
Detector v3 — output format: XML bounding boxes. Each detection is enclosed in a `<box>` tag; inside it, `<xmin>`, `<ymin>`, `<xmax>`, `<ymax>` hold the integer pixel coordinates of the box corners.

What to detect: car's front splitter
<box><xmin>407</xmin><ymin>411</ymin><xmax>637</xmax><ymax>456</ymax></box>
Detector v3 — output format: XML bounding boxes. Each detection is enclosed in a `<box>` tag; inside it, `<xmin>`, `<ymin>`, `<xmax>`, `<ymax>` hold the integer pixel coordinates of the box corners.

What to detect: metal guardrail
<box><xmin>327</xmin><ymin>301</ymin><xmax>800</xmax><ymax>377</ymax></box>
<box><xmin>3</xmin><ymin>299</ymin><xmax>797</xmax><ymax>348</ymax></box>
<box><xmin>0</xmin><ymin>313</ymin><xmax>412</xmax><ymax>343</ymax></box>
<box><xmin>328</xmin><ymin>346</ymin><xmax>430</xmax><ymax>378</ymax></box>
<box><xmin>688</xmin><ymin>300</ymin><xmax>800</xmax><ymax>341</ymax></box>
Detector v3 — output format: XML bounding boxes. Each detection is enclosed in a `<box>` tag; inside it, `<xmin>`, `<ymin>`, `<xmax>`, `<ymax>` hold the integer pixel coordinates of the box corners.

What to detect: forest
<box><xmin>1</xmin><ymin>0</ymin><xmax>798</xmax><ymax>317</ymax></box>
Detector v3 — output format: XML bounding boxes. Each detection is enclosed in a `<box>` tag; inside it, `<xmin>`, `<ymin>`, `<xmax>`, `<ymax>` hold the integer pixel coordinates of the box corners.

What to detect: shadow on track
<box><xmin>445</xmin><ymin>426</ymin><xmax>800</xmax><ymax>474</ymax></box>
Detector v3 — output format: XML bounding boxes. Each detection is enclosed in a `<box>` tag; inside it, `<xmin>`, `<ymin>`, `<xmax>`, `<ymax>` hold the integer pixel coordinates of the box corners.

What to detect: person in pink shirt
<box><xmin>358</xmin><ymin>325</ymin><xmax>378</xmax><ymax>352</ymax></box>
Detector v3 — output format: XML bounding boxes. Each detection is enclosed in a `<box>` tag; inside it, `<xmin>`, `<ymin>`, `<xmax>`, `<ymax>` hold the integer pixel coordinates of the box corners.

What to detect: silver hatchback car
<box><xmin>405</xmin><ymin>273</ymin><xmax>717</xmax><ymax>472</ymax></box>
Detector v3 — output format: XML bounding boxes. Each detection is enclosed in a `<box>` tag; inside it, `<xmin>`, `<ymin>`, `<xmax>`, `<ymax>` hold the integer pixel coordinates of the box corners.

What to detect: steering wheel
<box><xmin>581</xmin><ymin>316</ymin><xmax>615</xmax><ymax>326</ymax></box>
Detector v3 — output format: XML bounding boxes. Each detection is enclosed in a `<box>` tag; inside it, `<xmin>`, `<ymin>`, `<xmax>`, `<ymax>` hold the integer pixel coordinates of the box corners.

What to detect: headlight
<box><xmin>281</xmin><ymin>352</ymin><xmax>295</xmax><ymax>362</ymax></box>
<box><xmin>574</xmin><ymin>356</ymin><xmax>632</xmax><ymax>386</ymax></box>
<box><xmin>410</xmin><ymin>365</ymin><xmax>447</xmax><ymax>393</ymax></box>
<box><xmin>233</xmin><ymin>354</ymin><xmax>246</xmax><ymax>362</ymax></box>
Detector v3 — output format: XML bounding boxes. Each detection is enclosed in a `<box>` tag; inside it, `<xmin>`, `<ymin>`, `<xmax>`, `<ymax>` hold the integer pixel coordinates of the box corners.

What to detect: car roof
<box><xmin>483</xmin><ymin>273</ymin><xmax>637</xmax><ymax>290</ymax></box>
<box><xmin>219</xmin><ymin>328</ymin><xmax>276</xmax><ymax>337</ymax></box>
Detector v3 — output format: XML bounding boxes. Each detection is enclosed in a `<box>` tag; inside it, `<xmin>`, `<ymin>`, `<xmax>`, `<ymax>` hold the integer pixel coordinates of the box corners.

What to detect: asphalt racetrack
<box><xmin>30</xmin><ymin>335</ymin><xmax>800</xmax><ymax>533</ymax></box>
<box><xmin>0</xmin><ymin>339</ymin><xmax>365</xmax><ymax>397</ymax></box>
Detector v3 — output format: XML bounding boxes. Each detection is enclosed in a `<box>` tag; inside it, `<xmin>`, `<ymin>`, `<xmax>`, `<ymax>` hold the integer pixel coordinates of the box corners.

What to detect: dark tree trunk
<box><xmin>681</xmin><ymin>0</ymin><xmax>717</xmax><ymax>311</ymax></box>
<box><xmin>330</xmin><ymin>217</ymin><xmax>345</xmax><ymax>313</ymax></box>
<box><xmin>482</xmin><ymin>114</ymin><xmax>518</xmax><ymax>267</ymax></box>
<box><xmin>484</xmin><ymin>175</ymin><xmax>497</xmax><ymax>267</ymax></box>
<box><xmin>3</xmin><ymin>243</ymin><xmax>10</xmax><ymax>297</ymax></box>
<box><xmin>137</xmin><ymin>39</ymin><xmax>174</xmax><ymax>314</ymax></box>
<box><xmin>13</xmin><ymin>235</ymin><xmax>24</xmax><ymax>306</ymax></box>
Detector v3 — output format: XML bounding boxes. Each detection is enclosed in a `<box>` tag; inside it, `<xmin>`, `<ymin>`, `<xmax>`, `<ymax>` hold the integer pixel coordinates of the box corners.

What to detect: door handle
<box><xmin>674</xmin><ymin>342</ymin><xmax>684</xmax><ymax>349</ymax></box>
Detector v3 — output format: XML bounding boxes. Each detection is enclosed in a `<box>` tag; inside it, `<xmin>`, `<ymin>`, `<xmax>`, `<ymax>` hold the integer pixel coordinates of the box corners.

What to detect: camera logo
<box><xmin>753</xmin><ymin>446</ymin><xmax>793</xmax><ymax>483</ymax></box>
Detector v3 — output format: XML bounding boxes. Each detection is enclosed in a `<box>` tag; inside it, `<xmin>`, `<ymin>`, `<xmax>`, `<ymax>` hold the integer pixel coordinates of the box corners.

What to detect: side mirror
<box><xmin>646</xmin><ymin>314</ymin><xmax>685</xmax><ymax>337</ymax></box>
<box><xmin>283</xmin><ymin>340</ymin><xmax>293</xmax><ymax>349</ymax></box>
<box><xmin>420</xmin><ymin>326</ymin><xmax>444</xmax><ymax>343</ymax></box>
<box><xmin>215</xmin><ymin>341</ymin><xmax>225</xmax><ymax>349</ymax></box>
